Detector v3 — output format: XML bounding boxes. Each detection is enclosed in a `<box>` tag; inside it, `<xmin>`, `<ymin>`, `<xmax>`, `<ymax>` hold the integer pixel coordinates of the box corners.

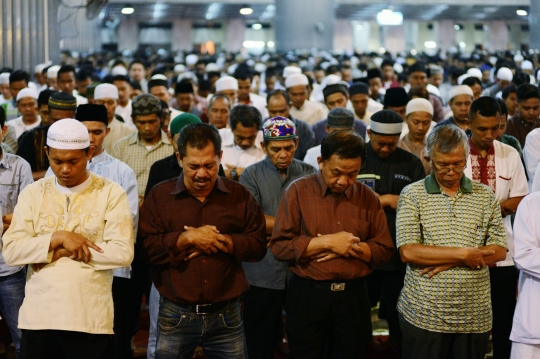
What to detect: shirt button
<box><xmin>204</xmin><ymin>279</ymin><xmax>207</xmax><ymax>283</ymax></box>
<box><xmin>202</xmin><ymin>260</ymin><xmax>206</xmax><ymax>263</ymax></box>
<box><xmin>337</xmin><ymin>221</ymin><xmax>341</xmax><ymax>225</ymax></box>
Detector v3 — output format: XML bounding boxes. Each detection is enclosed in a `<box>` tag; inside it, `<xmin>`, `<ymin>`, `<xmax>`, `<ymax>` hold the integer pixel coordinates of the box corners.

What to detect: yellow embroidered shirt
<box><xmin>2</xmin><ymin>173</ymin><xmax>134</xmax><ymax>334</ymax></box>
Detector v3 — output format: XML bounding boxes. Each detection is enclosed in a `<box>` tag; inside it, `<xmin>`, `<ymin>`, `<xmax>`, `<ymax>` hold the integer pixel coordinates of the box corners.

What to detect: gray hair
<box><xmin>425</xmin><ymin>124</ymin><xmax>469</xmax><ymax>159</ymax></box>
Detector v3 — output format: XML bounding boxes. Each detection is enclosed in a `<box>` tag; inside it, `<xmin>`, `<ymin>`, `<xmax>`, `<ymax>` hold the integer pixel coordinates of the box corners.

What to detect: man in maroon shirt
<box><xmin>271</xmin><ymin>130</ymin><xmax>394</xmax><ymax>359</ymax></box>
<box><xmin>139</xmin><ymin>123</ymin><xmax>266</xmax><ymax>359</ymax></box>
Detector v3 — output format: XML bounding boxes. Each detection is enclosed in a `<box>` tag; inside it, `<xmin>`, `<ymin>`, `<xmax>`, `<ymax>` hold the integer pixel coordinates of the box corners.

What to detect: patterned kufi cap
<box><xmin>47</xmin><ymin>118</ymin><xmax>90</xmax><ymax>150</ymax></box>
<box><xmin>48</xmin><ymin>92</ymin><xmax>77</xmax><ymax>111</ymax></box>
<box><xmin>132</xmin><ymin>94</ymin><xmax>161</xmax><ymax>116</ymax></box>
<box><xmin>262</xmin><ymin>116</ymin><xmax>297</xmax><ymax>141</ymax></box>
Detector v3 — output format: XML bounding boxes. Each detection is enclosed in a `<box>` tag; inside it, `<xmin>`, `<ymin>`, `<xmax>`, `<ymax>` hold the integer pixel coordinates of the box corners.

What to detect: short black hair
<box><xmin>496</xmin><ymin>98</ymin><xmax>508</xmax><ymax>118</ymax></box>
<box><xmin>76</xmin><ymin>69</ymin><xmax>92</xmax><ymax>82</ymax></box>
<box><xmin>130</xmin><ymin>81</ymin><xmax>142</xmax><ymax>91</ymax></box>
<box><xmin>0</xmin><ymin>106</ymin><xmax>5</xmax><ymax>127</ymax></box>
<box><xmin>516</xmin><ymin>84</ymin><xmax>540</xmax><ymax>103</ymax></box>
<box><xmin>112</xmin><ymin>75</ymin><xmax>131</xmax><ymax>84</ymax></box>
<box><xmin>381</xmin><ymin>60</ymin><xmax>394</xmax><ymax>69</ymax></box>
<box><xmin>462</xmin><ymin>76</ymin><xmax>482</xmax><ymax>88</ymax></box>
<box><xmin>9</xmin><ymin>70</ymin><xmax>29</xmax><ymax>85</ymax></box>
<box><xmin>469</xmin><ymin>96</ymin><xmax>501</xmax><ymax>123</ymax></box>
<box><xmin>501</xmin><ymin>85</ymin><xmax>517</xmax><ymax>100</ymax></box>
<box><xmin>229</xmin><ymin>105</ymin><xmax>262</xmax><ymax>131</ymax></box>
<box><xmin>321</xmin><ymin>130</ymin><xmax>365</xmax><ymax>162</ymax></box>
<box><xmin>38</xmin><ymin>89</ymin><xmax>57</xmax><ymax>107</ymax></box>
<box><xmin>178</xmin><ymin>123</ymin><xmax>222</xmax><ymax>158</ymax></box>
<box><xmin>58</xmin><ymin>65</ymin><xmax>76</xmax><ymax>78</ymax></box>
<box><xmin>160</xmin><ymin>99</ymin><xmax>169</xmax><ymax>110</ymax></box>
<box><xmin>129</xmin><ymin>60</ymin><xmax>146</xmax><ymax>70</ymax></box>
<box><xmin>267</xmin><ymin>89</ymin><xmax>290</xmax><ymax>104</ymax></box>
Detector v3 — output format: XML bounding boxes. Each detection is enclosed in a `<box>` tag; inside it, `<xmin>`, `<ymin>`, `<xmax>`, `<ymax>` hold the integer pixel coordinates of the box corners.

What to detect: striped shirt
<box><xmin>396</xmin><ymin>172</ymin><xmax>507</xmax><ymax>333</ymax></box>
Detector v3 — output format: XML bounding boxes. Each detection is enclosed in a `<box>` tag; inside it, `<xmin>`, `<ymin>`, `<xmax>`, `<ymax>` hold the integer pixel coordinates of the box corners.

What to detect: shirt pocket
<box><xmin>497</xmin><ymin>175</ymin><xmax>512</xmax><ymax>199</ymax></box>
<box><xmin>392</xmin><ymin>174</ymin><xmax>412</xmax><ymax>194</ymax></box>
<box><xmin>350</xmin><ymin>219</ymin><xmax>370</xmax><ymax>242</ymax></box>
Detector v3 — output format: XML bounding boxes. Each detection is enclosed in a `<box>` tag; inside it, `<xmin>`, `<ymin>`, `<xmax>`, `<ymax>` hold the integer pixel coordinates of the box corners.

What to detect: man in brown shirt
<box><xmin>506</xmin><ymin>84</ymin><xmax>540</xmax><ymax>148</ymax></box>
<box><xmin>271</xmin><ymin>130</ymin><xmax>394</xmax><ymax>359</ymax></box>
<box><xmin>139</xmin><ymin>123</ymin><xmax>266</xmax><ymax>359</ymax></box>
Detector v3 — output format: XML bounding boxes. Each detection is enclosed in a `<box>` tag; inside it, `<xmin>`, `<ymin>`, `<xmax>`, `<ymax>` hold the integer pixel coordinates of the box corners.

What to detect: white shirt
<box><xmin>399</xmin><ymin>121</ymin><xmax>437</xmax><ymax>141</ymax></box>
<box><xmin>219</xmin><ymin>128</ymin><xmax>265</xmax><ymax>170</ymax></box>
<box><xmin>103</xmin><ymin>118</ymin><xmax>136</xmax><ymax>155</ymax></box>
<box><xmin>45</xmin><ymin>150</ymin><xmax>139</xmax><ymax>278</ymax></box>
<box><xmin>289</xmin><ymin>100</ymin><xmax>328</xmax><ymax>125</ymax></box>
<box><xmin>464</xmin><ymin>140</ymin><xmax>529</xmax><ymax>266</ymax></box>
<box><xmin>303</xmin><ymin>145</ymin><xmax>321</xmax><ymax>170</ymax></box>
<box><xmin>7</xmin><ymin>115</ymin><xmax>42</xmax><ymax>139</ymax></box>
<box><xmin>75</xmin><ymin>94</ymin><xmax>88</xmax><ymax>106</ymax></box>
<box><xmin>510</xmin><ymin>192</ymin><xmax>540</xmax><ymax>344</ymax></box>
<box><xmin>367</xmin><ymin>98</ymin><xmax>383</xmax><ymax>114</ymax></box>
<box><xmin>115</xmin><ymin>100</ymin><xmax>134</xmax><ymax>127</ymax></box>
<box><xmin>234</xmin><ymin>93</ymin><xmax>269</xmax><ymax>119</ymax></box>
<box><xmin>523</xmin><ymin>128</ymin><xmax>540</xmax><ymax>191</ymax></box>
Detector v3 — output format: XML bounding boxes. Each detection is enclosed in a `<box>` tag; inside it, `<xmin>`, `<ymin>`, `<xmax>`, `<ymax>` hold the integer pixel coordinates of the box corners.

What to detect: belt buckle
<box><xmin>331</xmin><ymin>283</ymin><xmax>345</xmax><ymax>291</ymax></box>
<box><xmin>195</xmin><ymin>304</ymin><xmax>211</xmax><ymax>315</ymax></box>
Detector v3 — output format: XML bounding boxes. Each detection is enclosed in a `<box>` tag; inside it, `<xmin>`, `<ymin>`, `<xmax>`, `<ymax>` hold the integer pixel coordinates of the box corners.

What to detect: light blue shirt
<box><xmin>46</xmin><ymin>150</ymin><xmax>138</xmax><ymax>278</ymax></box>
<box><xmin>0</xmin><ymin>151</ymin><xmax>33</xmax><ymax>276</ymax></box>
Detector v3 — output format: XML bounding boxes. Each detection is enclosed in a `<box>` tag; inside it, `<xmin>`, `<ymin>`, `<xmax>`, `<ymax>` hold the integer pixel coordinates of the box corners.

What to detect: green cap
<box><xmin>169</xmin><ymin>113</ymin><xmax>202</xmax><ymax>135</ymax></box>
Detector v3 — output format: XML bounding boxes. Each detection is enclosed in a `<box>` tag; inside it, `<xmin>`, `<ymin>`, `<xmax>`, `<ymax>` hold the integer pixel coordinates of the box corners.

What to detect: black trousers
<box><xmin>285</xmin><ymin>274</ymin><xmax>372</xmax><ymax>359</ymax></box>
<box><xmin>242</xmin><ymin>285</ymin><xmax>286</xmax><ymax>359</ymax></box>
<box><xmin>490</xmin><ymin>266</ymin><xmax>519</xmax><ymax>359</ymax></box>
<box><xmin>112</xmin><ymin>277</ymin><xmax>134</xmax><ymax>359</ymax></box>
<box><xmin>400</xmin><ymin>313</ymin><xmax>490</xmax><ymax>359</ymax></box>
<box><xmin>20</xmin><ymin>329</ymin><xmax>113</xmax><ymax>359</ymax></box>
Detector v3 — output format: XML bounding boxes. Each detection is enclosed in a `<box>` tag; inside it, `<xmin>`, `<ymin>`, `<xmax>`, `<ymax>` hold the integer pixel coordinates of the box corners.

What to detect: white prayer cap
<box><xmin>285</xmin><ymin>74</ymin><xmax>309</xmax><ymax>88</ymax></box>
<box><xmin>254</xmin><ymin>63</ymin><xmax>267</xmax><ymax>74</ymax></box>
<box><xmin>324</xmin><ymin>74</ymin><xmax>342</xmax><ymax>87</ymax></box>
<box><xmin>467</xmin><ymin>68</ymin><xmax>482</xmax><ymax>80</ymax></box>
<box><xmin>34</xmin><ymin>63</ymin><xmax>46</xmax><ymax>74</ymax></box>
<box><xmin>457</xmin><ymin>74</ymin><xmax>470</xmax><ymax>85</ymax></box>
<box><xmin>94</xmin><ymin>83</ymin><xmax>119</xmax><ymax>100</ymax></box>
<box><xmin>449</xmin><ymin>85</ymin><xmax>474</xmax><ymax>100</ymax></box>
<box><xmin>215</xmin><ymin>76</ymin><xmax>238</xmax><ymax>92</ymax></box>
<box><xmin>174</xmin><ymin>64</ymin><xmax>186</xmax><ymax>74</ymax></box>
<box><xmin>489</xmin><ymin>56</ymin><xmax>498</xmax><ymax>66</ymax></box>
<box><xmin>151</xmin><ymin>74</ymin><xmax>168</xmax><ymax>81</ymax></box>
<box><xmin>282</xmin><ymin>66</ymin><xmax>301</xmax><ymax>79</ymax></box>
<box><xmin>186</xmin><ymin>54</ymin><xmax>199</xmax><ymax>66</ymax></box>
<box><xmin>521</xmin><ymin>60</ymin><xmax>533</xmax><ymax>70</ymax></box>
<box><xmin>47</xmin><ymin>118</ymin><xmax>90</xmax><ymax>150</ymax></box>
<box><xmin>0</xmin><ymin>73</ymin><xmax>10</xmax><ymax>85</ymax></box>
<box><xmin>177</xmin><ymin>72</ymin><xmax>198</xmax><ymax>84</ymax></box>
<box><xmin>227</xmin><ymin>63</ymin><xmax>238</xmax><ymax>75</ymax></box>
<box><xmin>393</xmin><ymin>63</ymin><xmax>403</xmax><ymax>74</ymax></box>
<box><xmin>373</xmin><ymin>57</ymin><xmax>384</xmax><ymax>68</ymax></box>
<box><xmin>16</xmin><ymin>88</ymin><xmax>38</xmax><ymax>101</ymax></box>
<box><xmin>319</xmin><ymin>62</ymin><xmax>331</xmax><ymax>70</ymax></box>
<box><xmin>514</xmin><ymin>53</ymin><xmax>524</xmax><ymax>63</ymax></box>
<box><xmin>497</xmin><ymin>67</ymin><xmax>513</xmax><ymax>82</ymax></box>
<box><xmin>111</xmin><ymin>65</ymin><xmax>128</xmax><ymax>76</ymax></box>
<box><xmin>206</xmin><ymin>63</ymin><xmax>219</xmax><ymax>72</ymax></box>
<box><xmin>406</xmin><ymin>98</ymin><xmax>433</xmax><ymax>116</ymax></box>
<box><xmin>47</xmin><ymin>65</ymin><xmax>61</xmax><ymax>79</ymax></box>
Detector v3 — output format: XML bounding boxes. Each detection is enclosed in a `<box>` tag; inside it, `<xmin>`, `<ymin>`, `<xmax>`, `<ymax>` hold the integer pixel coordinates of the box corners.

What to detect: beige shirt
<box><xmin>2</xmin><ymin>173</ymin><xmax>134</xmax><ymax>334</ymax></box>
<box><xmin>398</xmin><ymin>136</ymin><xmax>431</xmax><ymax>175</ymax></box>
<box><xmin>289</xmin><ymin>100</ymin><xmax>328</xmax><ymax>125</ymax></box>
<box><xmin>103</xmin><ymin>118</ymin><xmax>136</xmax><ymax>154</ymax></box>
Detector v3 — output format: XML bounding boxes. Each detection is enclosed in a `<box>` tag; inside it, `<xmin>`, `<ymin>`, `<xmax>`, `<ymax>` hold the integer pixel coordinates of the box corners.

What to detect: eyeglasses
<box><xmin>431</xmin><ymin>161</ymin><xmax>467</xmax><ymax>174</ymax></box>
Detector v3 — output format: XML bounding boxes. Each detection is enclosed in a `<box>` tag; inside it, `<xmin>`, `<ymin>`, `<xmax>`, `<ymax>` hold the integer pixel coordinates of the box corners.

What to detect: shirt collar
<box><xmin>468</xmin><ymin>138</ymin><xmax>494</xmax><ymax>157</ymax></box>
<box><xmin>129</xmin><ymin>130</ymin><xmax>170</xmax><ymax>146</ymax></box>
<box><xmin>315</xmin><ymin>171</ymin><xmax>352</xmax><ymax>199</ymax></box>
<box><xmin>171</xmin><ymin>173</ymin><xmax>230</xmax><ymax>195</ymax></box>
<box><xmin>0</xmin><ymin>148</ymin><xmax>9</xmax><ymax>170</ymax></box>
<box><xmin>91</xmin><ymin>150</ymin><xmax>108</xmax><ymax>165</ymax></box>
<box><xmin>424</xmin><ymin>171</ymin><xmax>473</xmax><ymax>194</ymax></box>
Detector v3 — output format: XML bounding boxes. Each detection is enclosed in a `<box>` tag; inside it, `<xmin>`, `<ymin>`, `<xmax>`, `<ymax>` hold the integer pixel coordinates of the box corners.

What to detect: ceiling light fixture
<box><xmin>240</xmin><ymin>5</ymin><xmax>253</xmax><ymax>15</ymax></box>
<box><xmin>251</xmin><ymin>23</ymin><xmax>262</xmax><ymax>30</ymax></box>
<box><xmin>517</xmin><ymin>9</ymin><xmax>528</xmax><ymax>16</ymax></box>
<box><xmin>424</xmin><ymin>41</ymin><xmax>437</xmax><ymax>49</ymax></box>
<box><xmin>121</xmin><ymin>6</ymin><xmax>134</xmax><ymax>15</ymax></box>
<box><xmin>376</xmin><ymin>9</ymin><xmax>403</xmax><ymax>26</ymax></box>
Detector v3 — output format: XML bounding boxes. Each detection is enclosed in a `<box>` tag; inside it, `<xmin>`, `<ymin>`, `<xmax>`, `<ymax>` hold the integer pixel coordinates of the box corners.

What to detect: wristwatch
<box><xmin>230</xmin><ymin>168</ymin><xmax>239</xmax><ymax>181</ymax></box>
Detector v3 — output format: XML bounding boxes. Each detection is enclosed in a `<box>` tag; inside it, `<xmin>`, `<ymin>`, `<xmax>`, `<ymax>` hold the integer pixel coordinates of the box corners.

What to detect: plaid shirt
<box><xmin>111</xmin><ymin>131</ymin><xmax>172</xmax><ymax>199</ymax></box>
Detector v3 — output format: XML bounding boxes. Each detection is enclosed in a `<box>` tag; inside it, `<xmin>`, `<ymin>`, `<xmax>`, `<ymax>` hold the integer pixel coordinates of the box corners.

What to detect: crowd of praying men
<box><xmin>0</xmin><ymin>47</ymin><xmax>540</xmax><ymax>359</ymax></box>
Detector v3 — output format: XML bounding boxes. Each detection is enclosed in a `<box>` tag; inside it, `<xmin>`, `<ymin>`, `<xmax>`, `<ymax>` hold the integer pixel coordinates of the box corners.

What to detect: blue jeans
<box><xmin>0</xmin><ymin>269</ymin><xmax>26</xmax><ymax>358</ymax></box>
<box><xmin>155</xmin><ymin>297</ymin><xmax>247</xmax><ymax>359</ymax></box>
<box><xmin>147</xmin><ymin>283</ymin><xmax>160</xmax><ymax>359</ymax></box>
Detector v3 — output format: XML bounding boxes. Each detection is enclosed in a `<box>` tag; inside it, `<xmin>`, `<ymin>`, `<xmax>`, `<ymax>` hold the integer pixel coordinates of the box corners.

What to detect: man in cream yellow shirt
<box><xmin>2</xmin><ymin>118</ymin><xmax>134</xmax><ymax>359</ymax></box>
